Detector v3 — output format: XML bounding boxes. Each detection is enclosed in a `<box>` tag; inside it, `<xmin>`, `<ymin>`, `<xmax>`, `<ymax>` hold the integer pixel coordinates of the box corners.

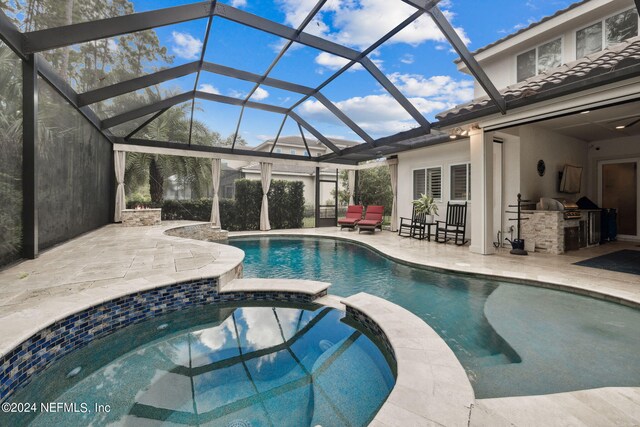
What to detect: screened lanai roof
<box><xmin>3</xmin><ymin>0</ymin><xmax>621</xmax><ymax>165</ymax></box>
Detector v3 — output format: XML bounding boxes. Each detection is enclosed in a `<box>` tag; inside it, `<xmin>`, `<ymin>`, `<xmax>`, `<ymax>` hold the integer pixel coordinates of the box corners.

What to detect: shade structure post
<box><xmin>114</xmin><ymin>151</ymin><xmax>126</xmax><ymax>222</ymax></box>
<box><xmin>260</xmin><ymin>162</ymin><xmax>272</xmax><ymax>231</ymax></box>
<box><xmin>210</xmin><ymin>158</ymin><xmax>221</xmax><ymax>227</ymax></box>
<box><xmin>347</xmin><ymin>170</ymin><xmax>356</xmax><ymax>205</ymax></box>
<box><xmin>389</xmin><ymin>163</ymin><xmax>398</xmax><ymax>232</ymax></box>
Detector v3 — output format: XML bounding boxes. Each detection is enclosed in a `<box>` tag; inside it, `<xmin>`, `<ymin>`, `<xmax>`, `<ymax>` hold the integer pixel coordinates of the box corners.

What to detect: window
<box><xmin>537</xmin><ymin>39</ymin><xmax>562</xmax><ymax>73</ymax></box>
<box><xmin>412</xmin><ymin>167</ymin><xmax>442</xmax><ymax>200</ymax></box>
<box><xmin>303</xmin><ymin>151</ymin><xmax>310</xmax><ymax>157</ymax></box>
<box><xmin>275</xmin><ymin>148</ymin><xmax>282</xmax><ymax>153</ymax></box>
<box><xmin>606</xmin><ymin>9</ymin><xmax>638</xmax><ymax>45</ymax></box>
<box><xmin>290</xmin><ymin>149</ymin><xmax>296</xmax><ymax>155</ymax></box>
<box><xmin>517</xmin><ymin>49</ymin><xmax>536</xmax><ymax>82</ymax></box>
<box><xmin>450</xmin><ymin>163</ymin><xmax>471</xmax><ymax>201</ymax></box>
<box><xmin>576</xmin><ymin>9</ymin><xmax>638</xmax><ymax>59</ymax></box>
<box><xmin>426</xmin><ymin>167</ymin><xmax>442</xmax><ymax>200</ymax></box>
<box><xmin>516</xmin><ymin>38</ymin><xmax>562</xmax><ymax>82</ymax></box>
<box><xmin>577</xmin><ymin>21</ymin><xmax>602</xmax><ymax>58</ymax></box>
<box><xmin>413</xmin><ymin>169</ymin><xmax>425</xmax><ymax>200</ymax></box>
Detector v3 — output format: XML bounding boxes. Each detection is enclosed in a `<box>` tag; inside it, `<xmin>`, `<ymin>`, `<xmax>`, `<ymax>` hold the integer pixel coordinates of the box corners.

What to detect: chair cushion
<box><xmin>358</xmin><ymin>219</ymin><xmax>381</xmax><ymax>226</ymax></box>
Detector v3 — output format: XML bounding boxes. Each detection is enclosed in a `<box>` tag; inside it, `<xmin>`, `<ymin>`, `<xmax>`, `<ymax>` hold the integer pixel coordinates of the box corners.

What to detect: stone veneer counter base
<box><xmin>121</xmin><ymin>208</ymin><xmax>161</xmax><ymax>226</ymax></box>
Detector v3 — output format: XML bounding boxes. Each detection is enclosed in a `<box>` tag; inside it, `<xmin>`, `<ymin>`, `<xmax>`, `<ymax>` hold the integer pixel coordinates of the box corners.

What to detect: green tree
<box><xmin>357</xmin><ymin>166</ymin><xmax>393</xmax><ymax>216</ymax></box>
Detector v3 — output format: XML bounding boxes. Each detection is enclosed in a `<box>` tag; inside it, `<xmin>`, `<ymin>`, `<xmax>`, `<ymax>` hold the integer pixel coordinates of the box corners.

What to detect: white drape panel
<box><xmin>114</xmin><ymin>151</ymin><xmax>126</xmax><ymax>222</ymax></box>
<box><xmin>348</xmin><ymin>170</ymin><xmax>355</xmax><ymax>205</ymax></box>
<box><xmin>260</xmin><ymin>162</ymin><xmax>272</xmax><ymax>231</ymax></box>
<box><xmin>389</xmin><ymin>163</ymin><xmax>398</xmax><ymax>232</ymax></box>
<box><xmin>210</xmin><ymin>158</ymin><xmax>221</xmax><ymax>227</ymax></box>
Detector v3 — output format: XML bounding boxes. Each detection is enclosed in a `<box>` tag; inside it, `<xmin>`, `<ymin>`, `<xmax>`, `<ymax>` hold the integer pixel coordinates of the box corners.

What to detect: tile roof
<box><xmin>454</xmin><ymin>0</ymin><xmax>591</xmax><ymax>64</ymax></box>
<box><xmin>437</xmin><ymin>36</ymin><xmax>640</xmax><ymax>122</ymax></box>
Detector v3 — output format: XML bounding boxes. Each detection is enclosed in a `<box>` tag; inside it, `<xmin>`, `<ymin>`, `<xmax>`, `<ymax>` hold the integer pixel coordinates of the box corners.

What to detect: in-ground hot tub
<box><xmin>5</xmin><ymin>302</ymin><xmax>395</xmax><ymax>427</ymax></box>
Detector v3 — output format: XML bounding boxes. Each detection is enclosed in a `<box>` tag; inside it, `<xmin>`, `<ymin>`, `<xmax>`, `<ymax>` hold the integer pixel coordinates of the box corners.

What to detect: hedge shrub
<box><xmin>125</xmin><ymin>179</ymin><xmax>305</xmax><ymax>231</ymax></box>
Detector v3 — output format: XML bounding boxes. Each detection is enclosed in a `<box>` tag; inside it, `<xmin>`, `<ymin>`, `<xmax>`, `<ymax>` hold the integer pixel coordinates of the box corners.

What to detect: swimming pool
<box><xmin>6</xmin><ymin>303</ymin><xmax>395</xmax><ymax>427</ymax></box>
<box><xmin>230</xmin><ymin>236</ymin><xmax>640</xmax><ymax>398</ymax></box>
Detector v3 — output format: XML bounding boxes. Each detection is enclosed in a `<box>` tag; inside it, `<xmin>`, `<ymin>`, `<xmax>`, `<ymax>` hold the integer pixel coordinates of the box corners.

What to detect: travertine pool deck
<box><xmin>0</xmin><ymin>222</ymin><xmax>639</xmax><ymax>426</ymax></box>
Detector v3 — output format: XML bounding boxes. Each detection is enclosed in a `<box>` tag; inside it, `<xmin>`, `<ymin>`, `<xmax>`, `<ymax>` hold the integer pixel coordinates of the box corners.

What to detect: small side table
<box><xmin>411</xmin><ymin>222</ymin><xmax>436</xmax><ymax>241</ymax></box>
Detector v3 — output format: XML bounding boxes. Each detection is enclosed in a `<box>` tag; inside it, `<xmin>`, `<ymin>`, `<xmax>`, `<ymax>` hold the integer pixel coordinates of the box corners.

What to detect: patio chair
<box><xmin>398</xmin><ymin>206</ymin><xmax>428</xmax><ymax>239</ymax></box>
<box><xmin>358</xmin><ymin>205</ymin><xmax>384</xmax><ymax>233</ymax></box>
<box><xmin>338</xmin><ymin>205</ymin><xmax>364</xmax><ymax>230</ymax></box>
<box><xmin>435</xmin><ymin>202</ymin><xmax>468</xmax><ymax>245</ymax></box>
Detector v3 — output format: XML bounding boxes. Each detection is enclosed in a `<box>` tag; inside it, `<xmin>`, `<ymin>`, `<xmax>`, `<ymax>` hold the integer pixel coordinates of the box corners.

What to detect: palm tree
<box><xmin>124</xmin><ymin>101</ymin><xmax>238</xmax><ymax>204</ymax></box>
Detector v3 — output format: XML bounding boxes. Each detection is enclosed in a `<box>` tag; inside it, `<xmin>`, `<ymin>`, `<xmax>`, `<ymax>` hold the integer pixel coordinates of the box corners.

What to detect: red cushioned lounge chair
<box><xmin>358</xmin><ymin>205</ymin><xmax>384</xmax><ymax>233</ymax></box>
<box><xmin>338</xmin><ymin>205</ymin><xmax>364</xmax><ymax>230</ymax></box>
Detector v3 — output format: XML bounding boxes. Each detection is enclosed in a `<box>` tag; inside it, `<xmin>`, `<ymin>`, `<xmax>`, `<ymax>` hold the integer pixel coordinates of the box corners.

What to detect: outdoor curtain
<box><xmin>389</xmin><ymin>163</ymin><xmax>398</xmax><ymax>232</ymax></box>
<box><xmin>348</xmin><ymin>170</ymin><xmax>356</xmax><ymax>205</ymax></box>
<box><xmin>114</xmin><ymin>151</ymin><xmax>126</xmax><ymax>223</ymax></box>
<box><xmin>210</xmin><ymin>158</ymin><xmax>221</xmax><ymax>227</ymax></box>
<box><xmin>260</xmin><ymin>162</ymin><xmax>272</xmax><ymax>231</ymax></box>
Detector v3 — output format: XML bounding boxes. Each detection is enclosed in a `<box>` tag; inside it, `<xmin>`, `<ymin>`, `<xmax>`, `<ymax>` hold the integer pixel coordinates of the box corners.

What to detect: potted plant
<box><xmin>412</xmin><ymin>194</ymin><xmax>439</xmax><ymax>223</ymax></box>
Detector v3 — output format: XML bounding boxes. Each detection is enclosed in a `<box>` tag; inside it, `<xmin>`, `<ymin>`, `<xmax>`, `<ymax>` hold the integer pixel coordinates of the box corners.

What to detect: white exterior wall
<box><xmin>467</xmin><ymin>0</ymin><xmax>636</xmax><ymax>97</ymax></box>
<box><xmin>496</xmin><ymin>133</ymin><xmax>521</xmax><ymax>246</ymax></box>
<box><xmin>518</xmin><ymin>124</ymin><xmax>588</xmax><ymax>202</ymax></box>
<box><xmin>397</xmin><ymin>139</ymin><xmax>471</xmax><ymax>235</ymax></box>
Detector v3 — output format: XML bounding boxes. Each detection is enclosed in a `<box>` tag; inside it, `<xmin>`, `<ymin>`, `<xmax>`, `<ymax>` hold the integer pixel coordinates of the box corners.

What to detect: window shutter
<box><xmin>413</xmin><ymin>169</ymin><xmax>426</xmax><ymax>200</ymax></box>
<box><xmin>426</xmin><ymin>167</ymin><xmax>442</xmax><ymax>199</ymax></box>
<box><xmin>450</xmin><ymin>164</ymin><xmax>468</xmax><ymax>200</ymax></box>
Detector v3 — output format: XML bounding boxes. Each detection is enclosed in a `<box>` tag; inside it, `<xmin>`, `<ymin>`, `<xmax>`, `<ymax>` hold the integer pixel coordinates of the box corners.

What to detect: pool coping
<box><xmin>0</xmin><ymin>229</ymin><xmax>245</xmax><ymax>361</ymax></box>
<box><xmin>229</xmin><ymin>231</ymin><xmax>640</xmax><ymax>309</ymax></box>
<box><xmin>342</xmin><ymin>293</ymin><xmax>475</xmax><ymax>427</ymax></box>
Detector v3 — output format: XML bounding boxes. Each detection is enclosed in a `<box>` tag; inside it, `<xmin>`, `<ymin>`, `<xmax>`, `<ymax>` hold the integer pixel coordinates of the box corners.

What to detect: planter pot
<box><xmin>425</xmin><ymin>214</ymin><xmax>434</xmax><ymax>223</ymax></box>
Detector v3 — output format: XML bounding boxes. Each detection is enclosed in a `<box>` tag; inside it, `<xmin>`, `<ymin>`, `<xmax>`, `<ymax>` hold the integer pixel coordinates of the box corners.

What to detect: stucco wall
<box><xmin>497</xmin><ymin>133</ymin><xmax>521</xmax><ymax>245</ymax></box>
<box><xmin>397</xmin><ymin>139</ymin><xmax>471</xmax><ymax>236</ymax></box>
<box><xmin>469</xmin><ymin>0</ymin><xmax>636</xmax><ymax>97</ymax></box>
<box><xmin>518</xmin><ymin>124</ymin><xmax>588</xmax><ymax>203</ymax></box>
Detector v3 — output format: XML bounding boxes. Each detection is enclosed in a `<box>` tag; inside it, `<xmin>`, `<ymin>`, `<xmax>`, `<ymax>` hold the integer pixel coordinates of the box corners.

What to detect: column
<box><xmin>469</xmin><ymin>127</ymin><xmax>495</xmax><ymax>255</ymax></box>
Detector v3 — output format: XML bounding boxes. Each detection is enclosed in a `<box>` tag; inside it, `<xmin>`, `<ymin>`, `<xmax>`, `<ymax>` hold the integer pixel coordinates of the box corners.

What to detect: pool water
<box><xmin>231</xmin><ymin>237</ymin><xmax>640</xmax><ymax>398</ymax></box>
<box><xmin>7</xmin><ymin>303</ymin><xmax>395</xmax><ymax>427</ymax></box>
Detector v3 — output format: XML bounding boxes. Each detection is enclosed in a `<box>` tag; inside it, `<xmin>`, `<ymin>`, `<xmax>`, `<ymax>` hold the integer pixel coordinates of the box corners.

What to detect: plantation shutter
<box><xmin>426</xmin><ymin>167</ymin><xmax>442</xmax><ymax>200</ymax></box>
<box><xmin>450</xmin><ymin>164</ymin><xmax>468</xmax><ymax>200</ymax></box>
<box><xmin>413</xmin><ymin>169</ymin><xmax>426</xmax><ymax>200</ymax></box>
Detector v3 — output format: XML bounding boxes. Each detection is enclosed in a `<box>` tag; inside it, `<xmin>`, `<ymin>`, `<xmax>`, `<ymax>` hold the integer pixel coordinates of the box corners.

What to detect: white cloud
<box><xmin>230</xmin><ymin>0</ymin><xmax>247</xmax><ymax>7</ymax></box>
<box><xmin>387</xmin><ymin>72</ymin><xmax>474</xmax><ymax>104</ymax></box>
<box><xmin>171</xmin><ymin>31</ymin><xmax>203</xmax><ymax>60</ymax></box>
<box><xmin>400</xmin><ymin>54</ymin><xmax>414</xmax><ymax>64</ymax></box>
<box><xmin>314</xmin><ymin>52</ymin><xmax>363</xmax><ymax>71</ymax></box>
<box><xmin>198</xmin><ymin>84</ymin><xmax>220</xmax><ymax>95</ymax></box>
<box><xmin>228</xmin><ymin>89</ymin><xmax>246</xmax><ymax>99</ymax></box>
<box><xmin>250</xmin><ymin>87</ymin><xmax>270</xmax><ymax>101</ymax></box>
<box><xmin>300</xmin><ymin>94</ymin><xmax>444</xmax><ymax>135</ymax></box>
<box><xmin>276</xmin><ymin>0</ymin><xmax>470</xmax><ymax>50</ymax></box>
<box><xmin>297</xmin><ymin>72</ymin><xmax>474</xmax><ymax>135</ymax></box>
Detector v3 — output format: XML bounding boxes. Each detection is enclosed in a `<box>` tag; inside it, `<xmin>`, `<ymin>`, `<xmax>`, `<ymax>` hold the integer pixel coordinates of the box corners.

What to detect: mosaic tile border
<box><xmin>0</xmin><ymin>280</ymin><xmax>327</xmax><ymax>402</ymax></box>
<box><xmin>346</xmin><ymin>306</ymin><xmax>395</xmax><ymax>361</ymax></box>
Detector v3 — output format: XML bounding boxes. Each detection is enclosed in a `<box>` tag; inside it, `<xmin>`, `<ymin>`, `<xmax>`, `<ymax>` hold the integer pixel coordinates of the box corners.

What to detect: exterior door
<box><xmin>600</xmin><ymin>160</ymin><xmax>638</xmax><ymax>238</ymax></box>
<box><xmin>315</xmin><ymin>168</ymin><xmax>338</xmax><ymax>227</ymax></box>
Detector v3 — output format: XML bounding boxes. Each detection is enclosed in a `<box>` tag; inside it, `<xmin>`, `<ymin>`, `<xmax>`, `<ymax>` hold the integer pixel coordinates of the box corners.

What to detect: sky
<box><xmin>12</xmin><ymin>0</ymin><xmax>580</xmax><ymax>146</ymax></box>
